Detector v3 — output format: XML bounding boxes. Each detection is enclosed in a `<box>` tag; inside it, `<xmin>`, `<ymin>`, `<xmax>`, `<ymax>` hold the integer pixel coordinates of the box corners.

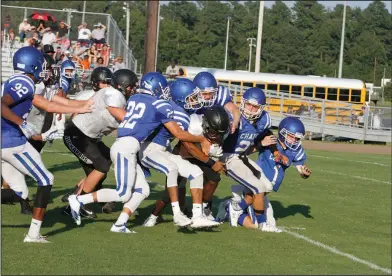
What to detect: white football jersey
<box><xmin>26</xmin><ymin>83</ymin><xmax>58</xmax><ymax>133</ymax></box>
<box><xmin>74</xmin><ymin>89</ymin><xmax>95</xmax><ymax>101</ymax></box>
<box><xmin>188</xmin><ymin>113</ymin><xmax>204</xmax><ymax>136</ymax></box>
<box><xmin>72</xmin><ymin>86</ymin><xmax>126</xmax><ymax>139</ymax></box>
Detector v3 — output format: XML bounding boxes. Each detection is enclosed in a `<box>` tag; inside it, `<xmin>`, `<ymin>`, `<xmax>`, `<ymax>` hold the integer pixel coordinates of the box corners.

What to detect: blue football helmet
<box><xmin>13</xmin><ymin>46</ymin><xmax>45</xmax><ymax>81</ymax></box>
<box><xmin>61</xmin><ymin>60</ymin><xmax>76</xmax><ymax>79</ymax></box>
<box><xmin>170</xmin><ymin>78</ymin><xmax>203</xmax><ymax>110</ymax></box>
<box><xmin>240</xmin><ymin>87</ymin><xmax>266</xmax><ymax>120</ymax></box>
<box><xmin>139</xmin><ymin>72</ymin><xmax>170</xmax><ymax>99</ymax></box>
<box><xmin>278</xmin><ymin>117</ymin><xmax>305</xmax><ymax>151</ymax></box>
<box><xmin>193</xmin><ymin>71</ymin><xmax>218</xmax><ymax>107</ymax></box>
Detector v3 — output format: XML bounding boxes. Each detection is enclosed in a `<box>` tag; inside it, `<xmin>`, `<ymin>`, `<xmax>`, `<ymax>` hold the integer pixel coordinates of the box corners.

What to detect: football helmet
<box><xmin>202</xmin><ymin>106</ymin><xmax>230</xmax><ymax>144</ymax></box>
<box><xmin>60</xmin><ymin>59</ymin><xmax>76</xmax><ymax>79</ymax></box>
<box><xmin>90</xmin><ymin>67</ymin><xmax>113</xmax><ymax>91</ymax></box>
<box><xmin>13</xmin><ymin>46</ymin><xmax>45</xmax><ymax>82</ymax></box>
<box><xmin>170</xmin><ymin>78</ymin><xmax>203</xmax><ymax>110</ymax></box>
<box><xmin>193</xmin><ymin>71</ymin><xmax>218</xmax><ymax>107</ymax></box>
<box><xmin>240</xmin><ymin>87</ymin><xmax>266</xmax><ymax>121</ymax></box>
<box><xmin>278</xmin><ymin>117</ymin><xmax>305</xmax><ymax>151</ymax></box>
<box><xmin>111</xmin><ymin>69</ymin><xmax>138</xmax><ymax>98</ymax></box>
<box><xmin>139</xmin><ymin>72</ymin><xmax>169</xmax><ymax>99</ymax></box>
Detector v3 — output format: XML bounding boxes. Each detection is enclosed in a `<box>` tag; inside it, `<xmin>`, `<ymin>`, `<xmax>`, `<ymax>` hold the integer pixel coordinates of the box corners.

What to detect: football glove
<box><xmin>209</xmin><ymin>144</ymin><xmax>223</xmax><ymax>158</ymax></box>
<box><xmin>19</xmin><ymin>121</ymin><xmax>38</xmax><ymax>139</ymax></box>
<box><xmin>41</xmin><ymin>125</ymin><xmax>64</xmax><ymax>141</ymax></box>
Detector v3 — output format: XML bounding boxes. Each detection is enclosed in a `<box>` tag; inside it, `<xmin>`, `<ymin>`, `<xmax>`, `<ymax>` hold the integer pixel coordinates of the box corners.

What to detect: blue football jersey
<box><xmin>1</xmin><ymin>74</ymin><xmax>36</xmax><ymax>148</ymax></box>
<box><xmin>57</xmin><ymin>75</ymin><xmax>72</xmax><ymax>94</ymax></box>
<box><xmin>196</xmin><ymin>85</ymin><xmax>232</xmax><ymax>114</ymax></box>
<box><xmin>151</xmin><ymin>100</ymin><xmax>190</xmax><ymax>147</ymax></box>
<box><xmin>117</xmin><ymin>94</ymin><xmax>174</xmax><ymax>142</ymax></box>
<box><xmin>223</xmin><ymin>116</ymin><xmax>259</xmax><ymax>154</ymax></box>
<box><xmin>255</xmin><ymin>110</ymin><xmax>272</xmax><ymax>136</ymax></box>
<box><xmin>256</xmin><ymin>142</ymin><xmax>306</xmax><ymax>192</ymax></box>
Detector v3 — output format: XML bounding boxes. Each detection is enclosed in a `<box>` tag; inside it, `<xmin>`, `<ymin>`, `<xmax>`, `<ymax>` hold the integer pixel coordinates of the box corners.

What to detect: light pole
<box><xmin>255</xmin><ymin>1</ymin><xmax>264</xmax><ymax>73</ymax></box>
<box><xmin>122</xmin><ymin>2</ymin><xmax>130</xmax><ymax>68</ymax></box>
<box><xmin>247</xmin><ymin>37</ymin><xmax>256</xmax><ymax>72</ymax></box>
<box><xmin>155</xmin><ymin>4</ymin><xmax>164</xmax><ymax>71</ymax></box>
<box><xmin>338</xmin><ymin>1</ymin><xmax>346</xmax><ymax>78</ymax></box>
<box><xmin>224</xmin><ymin>16</ymin><xmax>231</xmax><ymax>70</ymax></box>
<box><xmin>81</xmin><ymin>1</ymin><xmax>87</xmax><ymax>24</ymax></box>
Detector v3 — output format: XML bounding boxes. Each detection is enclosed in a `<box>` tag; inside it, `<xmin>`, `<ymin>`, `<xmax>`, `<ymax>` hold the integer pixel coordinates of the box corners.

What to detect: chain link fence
<box><xmin>1</xmin><ymin>5</ymin><xmax>137</xmax><ymax>71</ymax></box>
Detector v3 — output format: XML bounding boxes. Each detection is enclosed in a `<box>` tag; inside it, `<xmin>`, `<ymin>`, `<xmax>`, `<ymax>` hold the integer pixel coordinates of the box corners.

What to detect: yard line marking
<box><xmin>283</xmin><ymin>229</ymin><xmax>392</xmax><ymax>275</ymax></box>
<box><xmin>320</xmin><ymin>170</ymin><xmax>391</xmax><ymax>185</ymax></box>
<box><xmin>309</xmin><ymin>154</ymin><xmax>390</xmax><ymax>167</ymax></box>
<box><xmin>279</xmin><ymin>226</ymin><xmax>306</xmax><ymax>231</ymax></box>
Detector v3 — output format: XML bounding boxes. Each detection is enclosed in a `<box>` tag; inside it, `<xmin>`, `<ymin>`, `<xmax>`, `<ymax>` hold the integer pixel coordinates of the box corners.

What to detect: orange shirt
<box><xmin>80</xmin><ymin>59</ymin><xmax>90</xmax><ymax>70</ymax></box>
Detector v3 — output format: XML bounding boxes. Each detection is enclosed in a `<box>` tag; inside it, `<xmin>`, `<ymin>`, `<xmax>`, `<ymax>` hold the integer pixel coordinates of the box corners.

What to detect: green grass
<box><xmin>2</xmin><ymin>137</ymin><xmax>391</xmax><ymax>275</ymax></box>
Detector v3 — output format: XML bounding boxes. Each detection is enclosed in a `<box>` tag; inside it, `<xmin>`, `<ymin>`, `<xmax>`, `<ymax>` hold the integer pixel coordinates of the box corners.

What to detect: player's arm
<box><xmin>32</xmin><ymin>94</ymin><xmax>93</xmax><ymax>114</ymax></box>
<box><xmin>182</xmin><ymin>141</ymin><xmax>225</xmax><ymax>173</ymax></box>
<box><xmin>224</xmin><ymin>101</ymin><xmax>241</xmax><ymax>134</ymax></box>
<box><xmin>296</xmin><ymin>165</ymin><xmax>311</xmax><ymax>179</ymax></box>
<box><xmin>1</xmin><ymin>94</ymin><xmax>24</xmax><ymax>125</ymax></box>
<box><xmin>107</xmin><ymin>106</ymin><xmax>126</xmax><ymax>122</ymax></box>
<box><xmin>52</xmin><ymin>94</ymin><xmax>92</xmax><ymax>107</ymax></box>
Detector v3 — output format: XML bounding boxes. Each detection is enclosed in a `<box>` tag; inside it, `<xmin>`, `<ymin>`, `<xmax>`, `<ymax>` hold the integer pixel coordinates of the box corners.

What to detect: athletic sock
<box><xmin>114</xmin><ymin>212</ymin><xmax>129</xmax><ymax>226</ymax></box>
<box><xmin>27</xmin><ymin>219</ymin><xmax>42</xmax><ymax>238</ymax></box>
<box><xmin>192</xmin><ymin>203</ymin><xmax>202</xmax><ymax>218</ymax></box>
<box><xmin>171</xmin><ymin>201</ymin><xmax>181</xmax><ymax>215</ymax></box>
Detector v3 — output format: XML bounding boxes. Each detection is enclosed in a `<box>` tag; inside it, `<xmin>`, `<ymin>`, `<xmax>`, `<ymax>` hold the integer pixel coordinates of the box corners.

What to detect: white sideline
<box><xmin>320</xmin><ymin>170</ymin><xmax>391</xmax><ymax>185</ymax></box>
<box><xmin>308</xmin><ymin>154</ymin><xmax>390</xmax><ymax>167</ymax></box>
<box><xmin>283</xmin><ymin>229</ymin><xmax>392</xmax><ymax>275</ymax></box>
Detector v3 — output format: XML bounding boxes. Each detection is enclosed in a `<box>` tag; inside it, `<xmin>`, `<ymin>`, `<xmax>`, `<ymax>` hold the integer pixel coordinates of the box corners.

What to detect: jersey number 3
<box><xmin>120</xmin><ymin>101</ymin><xmax>146</xmax><ymax>129</ymax></box>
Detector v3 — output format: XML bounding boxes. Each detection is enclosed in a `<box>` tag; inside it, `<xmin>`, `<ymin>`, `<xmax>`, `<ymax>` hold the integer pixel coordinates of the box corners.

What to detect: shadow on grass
<box><xmin>271</xmin><ymin>200</ymin><xmax>314</xmax><ymax>220</ymax></box>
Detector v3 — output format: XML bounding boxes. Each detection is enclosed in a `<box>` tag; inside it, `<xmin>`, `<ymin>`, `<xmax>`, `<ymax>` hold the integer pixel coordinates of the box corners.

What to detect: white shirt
<box><xmin>166</xmin><ymin>65</ymin><xmax>180</xmax><ymax>76</ymax></box>
<box><xmin>78</xmin><ymin>28</ymin><xmax>91</xmax><ymax>40</ymax></box>
<box><xmin>113</xmin><ymin>62</ymin><xmax>126</xmax><ymax>72</ymax></box>
<box><xmin>91</xmin><ymin>28</ymin><xmax>105</xmax><ymax>40</ymax></box>
<box><xmin>42</xmin><ymin>32</ymin><xmax>56</xmax><ymax>46</ymax></box>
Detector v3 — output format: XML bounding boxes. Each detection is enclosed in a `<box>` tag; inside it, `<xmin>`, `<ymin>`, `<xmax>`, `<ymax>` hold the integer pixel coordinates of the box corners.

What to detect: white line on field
<box><xmin>279</xmin><ymin>226</ymin><xmax>306</xmax><ymax>231</ymax></box>
<box><xmin>320</xmin><ymin>170</ymin><xmax>391</xmax><ymax>185</ymax></box>
<box><xmin>309</xmin><ymin>154</ymin><xmax>390</xmax><ymax>167</ymax></box>
<box><xmin>283</xmin><ymin>229</ymin><xmax>392</xmax><ymax>275</ymax></box>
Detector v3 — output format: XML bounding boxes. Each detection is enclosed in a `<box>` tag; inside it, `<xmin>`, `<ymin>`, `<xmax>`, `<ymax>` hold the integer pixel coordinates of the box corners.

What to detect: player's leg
<box><xmin>3</xmin><ymin>143</ymin><xmax>54</xmax><ymax>242</ymax></box>
<box><xmin>111</xmin><ymin>164</ymin><xmax>150</xmax><ymax>233</ymax></box>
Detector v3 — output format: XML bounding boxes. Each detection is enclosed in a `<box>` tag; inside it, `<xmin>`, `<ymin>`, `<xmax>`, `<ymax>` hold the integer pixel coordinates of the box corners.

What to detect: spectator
<box><xmin>91</xmin><ymin>23</ymin><xmax>106</xmax><ymax>47</ymax></box>
<box><xmin>24</xmin><ymin>31</ymin><xmax>38</xmax><ymax>47</ymax></box>
<box><xmin>77</xmin><ymin>22</ymin><xmax>91</xmax><ymax>46</ymax></box>
<box><xmin>56</xmin><ymin>20</ymin><xmax>70</xmax><ymax>40</ymax></box>
<box><xmin>165</xmin><ymin>59</ymin><xmax>180</xmax><ymax>79</ymax></box>
<box><xmin>113</xmin><ymin>56</ymin><xmax>125</xmax><ymax>72</ymax></box>
<box><xmin>75</xmin><ymin>54</ymin><xmax>91</xmax><ymax>70</ymax></box>
<box><xmin>18</xmin><ymin>18</ymin><xmax>34</xmax><ymax>42</ymax></box>
<box><xmin>100</xmin><ymin>44</ymin><xmax>110</xmax><ymax>66</ymax></box>
<box><xmin>36</xmin><ymin>20</ymin><xmax>46</xmax><ymax>38</ymax></box>
<box><xmin>95</xmin><ymin>57</ymin><xmax>105</xmax><ymax>68</ymax></box>
<box><xmin>72</xmin><ymin>41</ymin><xmax>87</xmax><ymax>57</ymax></box>
<box><xmin>58</xmin><ymin>54</ymin><xmax>65</xmax><ymax>65</ymax></box>
<box><xmin>41</xmin><ymin>27</ymin><xmax>57</xmax><ymax>46</ymax></box>
<box><xmin>63</xmin><ymin>50</ymin><xmax>72</xmax><ymax>61</ymax></box>
<box><xmin>42</xmin><ymin>44</ymin><xmax>55</xmax><ymax>58</ymax></box>
<box><xmin>88</xmin><ymin>44</ymin><xmax>98</xmax><ymax>65</ymax></box>
<box><xmin>2</xmin><ymin>14</ymin><xmax>14</xmax><ymax>42</ymax></box>
<box><xmin>54</xmin><ymin>46</ymin><xmax>62</xmax><ymax>63</ymax></box>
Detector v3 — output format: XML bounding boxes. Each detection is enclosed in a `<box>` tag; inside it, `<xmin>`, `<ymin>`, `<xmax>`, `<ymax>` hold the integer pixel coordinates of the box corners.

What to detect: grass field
<box><xmin>2</xmin><ymin>137</ymin><xmax>391</xmax><ymax>275</ymax></box>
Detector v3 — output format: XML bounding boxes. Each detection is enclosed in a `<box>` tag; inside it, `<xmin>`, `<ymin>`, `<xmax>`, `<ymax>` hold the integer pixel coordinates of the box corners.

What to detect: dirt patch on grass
<box><xmin>303</xmin><ymin>140</ymin><xmax>391</xmax><ymax>155</ymax></box>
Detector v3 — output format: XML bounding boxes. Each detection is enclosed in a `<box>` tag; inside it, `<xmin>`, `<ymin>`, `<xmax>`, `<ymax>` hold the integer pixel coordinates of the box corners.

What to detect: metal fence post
<box><xmin>24</xmin><ymin>8</ymin><xmax>27</xmax><ymax>19</ymax></box>
<box><xmin>106</xmin><ymin>15</ymin><xmax>110</xmax><ymax>47</ymax></box>
<box><xmin>234</xmin><ymin>86</ymin><xmax>238</xmax><ymax>105</ymax></box>
<box><xmin>363</xmin><ymin>106</ymin><xmax>369</xmax><ymax>141</ymax></box>
<box><xmin>280</xmin><ymin>92</ymin><xmax>284</xmax><ymax>119</ymax></box>
<box><xmin>320</xmin><ymin>100</ymin><xmax>326</xmax><ymax>140</ymax></box>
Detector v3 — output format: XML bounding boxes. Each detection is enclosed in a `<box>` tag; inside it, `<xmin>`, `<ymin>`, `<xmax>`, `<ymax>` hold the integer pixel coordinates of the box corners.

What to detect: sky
<box><xmin>264</xmin><ymin>1</ymin><xmax>392</xmax><ymax>13</ymax></box>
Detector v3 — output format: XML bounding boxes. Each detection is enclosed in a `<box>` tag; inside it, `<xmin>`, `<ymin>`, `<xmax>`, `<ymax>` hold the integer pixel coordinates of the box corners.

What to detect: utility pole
<box><xmin>255</xmin><ymin>0</ymin><xmax>264</xmax><ymax>73</ymax></box>
<box><xmin>144</xmin><ymin>1</ymin><xmax>159</xmax><ymax>74</ymax></box>
<box><xmin>247</xmin><ymin>37</ymin><xmax>256</xmax><ymax>72</ymax></box>
<box><xmin>224</xmin><ymin>16</ymin><xmax>231</xmax><ymax>70</ymax></box>
<box><xmin>338</xmin><ymin>0</ymin><xmax>346</xmax><ymax>78</ymax></box>
<box><xmin>81</xmin><ymin>1</ymin><xmax>87</xmax><ymax>24</ymax></box>
<box><xmin>155</xmin><ymin>5</ymin><xmax>164</xmax><ymax>71</ymax></box>
<box><xmin>381</xmin><ymin>67</ymin><xmax>386</xmax><ymax>103</ymax></box>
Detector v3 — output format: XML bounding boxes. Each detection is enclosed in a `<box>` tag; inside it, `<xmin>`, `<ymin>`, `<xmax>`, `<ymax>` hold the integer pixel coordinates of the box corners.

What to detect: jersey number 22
<box><xmin>120</xmin><ymin>101</ymin><xmax>146</xmax><ymax>129</ymax></box>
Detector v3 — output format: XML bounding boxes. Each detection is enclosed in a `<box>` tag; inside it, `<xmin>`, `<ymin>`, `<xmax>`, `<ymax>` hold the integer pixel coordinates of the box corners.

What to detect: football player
<box><xmin>218</xmin><ymin>117</ymin><xmax>311</xmax><ymax>231</ymax></box>
<box><xmin>1</xmin><ymin>47</ymin><xmax>91</xmax><ymax>243</ymax></box>
<box><xmin>62</xmin><ymin>68</ymin><xmax>138</xmax><ymax>218</ymax></box>
<box><xmin>68</xmin><ymin>72</ymin><xmax>212</xmax><ymax>233</ymax></box>
<box><xmin>141</xmin><ymin>78</ymin><xmax>220</xmax><ymax>228</ymax></box>
<box><xmin>192</xmin><ymin>71</ymin><xmax>241</xmax><ymax>218</ymax></box>
<box><xmin>220</xmin><ymin>87</ymin><xmax>287</xmax><ymax>228</ymax></box>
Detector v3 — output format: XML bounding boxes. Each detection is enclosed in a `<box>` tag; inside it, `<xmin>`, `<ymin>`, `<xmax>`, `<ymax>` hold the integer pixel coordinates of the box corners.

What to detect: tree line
<box><xmin>4</xmin><ymin>1</ymin><xmax>392</xmax><ymax>90</ymax></box>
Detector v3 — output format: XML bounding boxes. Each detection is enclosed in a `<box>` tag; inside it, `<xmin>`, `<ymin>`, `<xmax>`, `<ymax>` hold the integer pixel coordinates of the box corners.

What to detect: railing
<box><xmin>1</xmin><ymin>5</ymin><xmax>137</xmax><ymax>71</ymax></box>
<box><xmin>220</xmin><ymin>82</ymin><xmax>392</xmax><ymax>142</ymax></box>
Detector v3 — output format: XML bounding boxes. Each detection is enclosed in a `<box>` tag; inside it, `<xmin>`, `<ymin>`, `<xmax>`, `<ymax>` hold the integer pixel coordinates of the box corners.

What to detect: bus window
<box><xmin>268</xmin><ymin>84</ymin><xmax>278</xmax><ymax>92</ymax></box>
<box><xmin>351</xmin><ymin>90</ymin><xmax>361</xmax><ymax>102</ymax></box>
<box><xmin>339</xmin><ymin>88</ymin><xmax>349</xmax><ymax>101</ymax></box>
<box><xmin>230</xmin><ymin>81</ymin><xmax>242</xmax><ymax>92</ymax></box>
<box><xmin>256</xmin><ymin>83</ymin><xmax>265</xmax><ymax>89</ymax></box>
<box><xmin>315</xmin><ymin>87</ymin><xmax>326</xmax><ymax>99</ymax></box>
<box><xmin>243</xmin><ymin>82</ymin><xmax>253</xmax><ymax>89</ymax></box>
<box><xmin>304</xmin><ymin>86</ymin><xmax>314</xmax><ymax>97</ymax></box>
<box><xmin>327</xmin><ymin>88</ymin><xmax>338</xmax><ymax>100</ymax></box>
<box><xmin>292</xmin><ymin>85</ymin><xmax>301</xmax><ymax>96</ymax></box>
<box><xmin>280</xmin><ymin>84</ymin><xmax>290</xmax><ymax>93</ymax></box>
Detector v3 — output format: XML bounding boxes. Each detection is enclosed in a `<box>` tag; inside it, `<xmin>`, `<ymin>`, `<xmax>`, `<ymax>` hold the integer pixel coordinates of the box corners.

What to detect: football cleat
<box><xmin>20</xmin><ymin>199</ymin><xmax>33</xmax><ymax>215</ymax></box>
<box><xmin>173</xmin><ymin>212</ymin><xmax>192</xmax><ymax>227</ymax></box>
<box><xmin>68</xmin><ymin>195</ymin><xmax>81</xmax><ymax>226</ymax></box>
<box><xmin>190</xmin><ymin>215</ymin><xmax>220</xmax><ymax>229</ymax></box>
<box><xmin>23</xmin><ymin>234</ymin><xmax>51</xmax><ymax>243</ymax></box>
<box><xmin>102</xmin><ymin>202</ymin><xmax>116</xmax><ymax>214</ymax></box>
<box><xmin>143</xmin><ymin>214</ymin><xmax>158</xmax><ymax>227</ymax></box>
<box><xmin>61</xmin><ymin>185</ymin><xmax>79</xmax><ymax>203</ymax></box>
<box><xmin>228</xmin><ymin>200</ymin><xmax>243</xmax><ymax>227</ymax></box>
<box><xmin>203</xmin><ymin>207</ymin><xmax>215</xmax><ymax>221</ymax></box>
<box><xmin>258</xmin><ymin>223</ymin><xmax>283</xmax><ymax>233</ymax></box>
<box><xmin>110</xmin><ymin>223</ymin><xmax>136</xmax><ymax>234</ymax></box>
<box><xmin>215</xmin><ymin>200</ymin><xmax>229</xmax><ymax>223</ymax></box>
